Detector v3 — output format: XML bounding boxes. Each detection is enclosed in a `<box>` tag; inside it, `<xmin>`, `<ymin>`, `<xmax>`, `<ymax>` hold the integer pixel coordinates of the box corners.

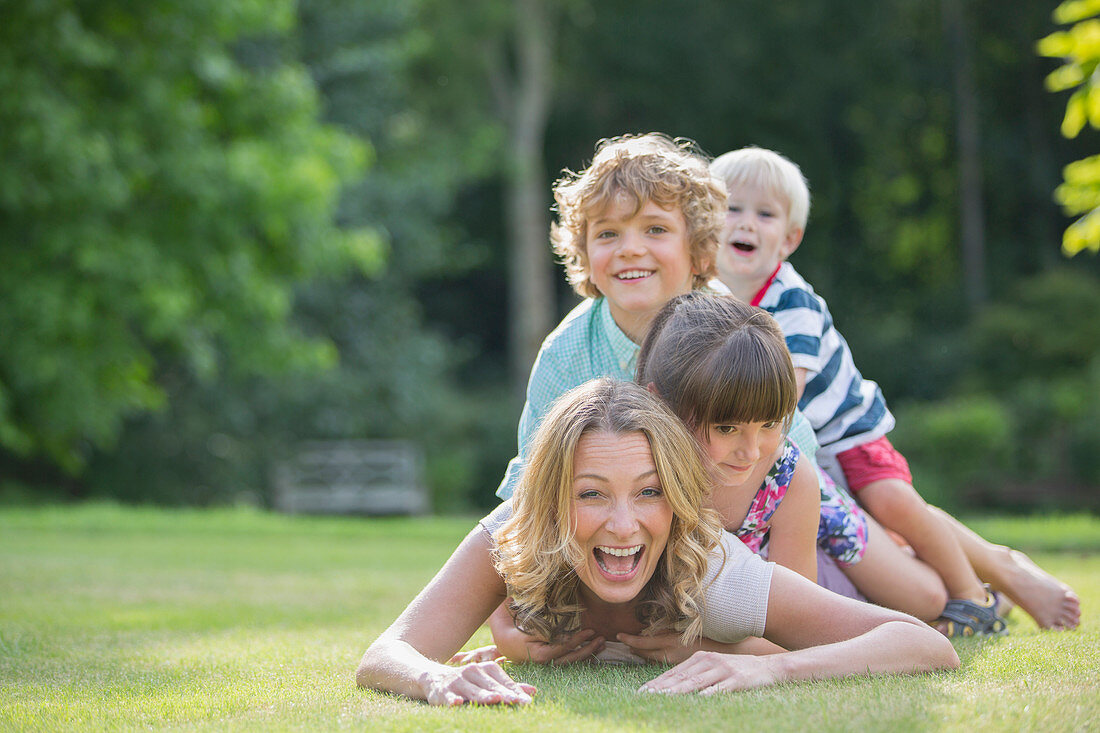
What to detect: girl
<box><xmin>636</xmin><ymin>292</ymin><xmax>1002</xmax><ymax>632</ymax></box>
<box><xmin>357</xmin><ymin>379</ymin><xmax>958</xmax><ymax>704</ymax></box>
<box><xmin>637</xmin><ymin>291</ymin><xmax>859</xmax><ymax>585</ymax></box>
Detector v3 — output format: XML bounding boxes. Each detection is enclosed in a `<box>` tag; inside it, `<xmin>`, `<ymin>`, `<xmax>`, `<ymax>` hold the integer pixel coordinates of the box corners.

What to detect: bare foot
<box><xmin>999</xmin><ymin>550</ymin><xmax>1080</xmax><ymax>630</ymax></box>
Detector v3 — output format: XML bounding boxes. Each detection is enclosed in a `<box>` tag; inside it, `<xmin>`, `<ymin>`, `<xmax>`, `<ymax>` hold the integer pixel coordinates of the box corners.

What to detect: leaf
<box><xmin>1063</xmin><ymin>208</ymin><xmax>1100</xmax><ymax>255</ymax></box>
<box><xmin>1062</xmin><ymin>89</ymin><xmax>1089</xmax><ymax>136</ymax></box>
<box><xmin>1037</xmin><ymin>30</ymin><xmax>1075</xmax><ymax>58</ymax></box>
<box><xmin>1045</xmin><ymin>63</ymin><xmax>1085</xmax><ymax>92</ymax></box>
<box><xmin>1054</xmin><ymin>0</ymin><xmax>1100</xmax><ymax>25</ymax></box>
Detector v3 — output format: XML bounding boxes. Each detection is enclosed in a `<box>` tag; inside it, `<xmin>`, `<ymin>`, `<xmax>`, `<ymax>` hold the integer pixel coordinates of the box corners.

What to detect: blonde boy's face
<box><xmin>717</xmin><ymin>184</ymin><xmax>803</xmax><ymax>294</ymax></box>
<box><xmin>585</xmin><ymin>196</ymin><xmax>697</xmax><ymax>343</ymax></box>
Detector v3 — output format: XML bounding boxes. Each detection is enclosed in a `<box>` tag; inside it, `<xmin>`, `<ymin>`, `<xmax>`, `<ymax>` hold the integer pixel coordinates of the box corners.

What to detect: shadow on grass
<box><xmin>502</xmin><ymin>656</ymin><xmax>966</xmax><ymax>732</ymax></box>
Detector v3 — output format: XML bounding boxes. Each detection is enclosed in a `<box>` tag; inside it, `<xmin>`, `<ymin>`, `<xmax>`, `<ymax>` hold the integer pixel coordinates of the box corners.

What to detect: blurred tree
<box><xmin>1038</xmin><ymin>0</ymin><xmax>1100</xmax><ymax>255</ymax></box>
<box><xmin>277</xmin><ymin>0</ymin><xmax>519</xmax><ymax>508</ymax></box>
<box><xmin>14</xmin><ymin>0</ymin><xmax>1095</xmax><ymax>509</ymax></box>
<box><xmin>84</xmin><ymin>0</ymin><xmax>521</xmax><ymax>509</ymax></box>
<box><xmin>944</xmin><ymin>0</ymin><xmax>988</xmax><ymax>308</ymax></box>
<box><xmin>410</xmin><ymin>0</ymin><xmax>564</xmax><ymax>396</ymax></box>
<box><xmin>499</xmin><ymin>0</ymin><xmax>558</xmax><ymax>395</ymax></box>
<box><xmin>0</xmin><ymin>0</ymin><xmax>377</xmax><ymax>473</ymax></box>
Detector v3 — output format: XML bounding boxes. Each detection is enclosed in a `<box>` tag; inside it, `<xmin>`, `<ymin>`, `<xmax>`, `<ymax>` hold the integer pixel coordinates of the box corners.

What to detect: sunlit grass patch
<box><xmin>1</xmin><ymin>504</ymin><xmax>1097</xmax><ymax>732</ymax></box>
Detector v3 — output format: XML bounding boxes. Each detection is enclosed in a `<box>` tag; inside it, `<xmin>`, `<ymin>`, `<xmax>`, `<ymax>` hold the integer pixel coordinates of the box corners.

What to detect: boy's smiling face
<box><xmin>717</xmin><ymin>184</ymin><xmax>803</xmax><ymax>296</ymax></box>
<box><xmin>586</xmin><ymin>196</ymin><xmax>697</xmax><ymax>343</ymax></box>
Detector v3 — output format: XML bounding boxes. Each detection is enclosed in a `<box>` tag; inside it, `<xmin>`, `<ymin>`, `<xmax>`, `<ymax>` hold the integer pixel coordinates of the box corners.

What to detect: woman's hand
<box><xmin>488</xmin><ymin>601</ymin><xmax>605</xmax><ymax>665</ymax></box>
<box><xmin>419</xmin><ymin>660</ymin><xmax>537</xmax><ymax>706</ymax></box>
<box><xmin>614</xmin><ymin>631</ymin><xmax>697</xmax><ymax>665</ymax></box>
<box><xmin>638</xmin><ymin>651</ymin><xmax>778</xmax><ymax>695</ymax></box>
<box><xmin>448</xmin><ymin>645</ymin><xmax>502</xmax><ymax>665</ymax></box>
<box><xmin>496</xmin><ymin>625</ymin><xmax>605</xmax><ymax>665</ymax></box>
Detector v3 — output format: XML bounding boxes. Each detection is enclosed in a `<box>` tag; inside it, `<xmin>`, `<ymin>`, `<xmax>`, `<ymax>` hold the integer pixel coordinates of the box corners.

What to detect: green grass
<box><xmin>1</xmin><ymin>504</ymin><xmax>1097</xmax><ymax>732</ymax></box>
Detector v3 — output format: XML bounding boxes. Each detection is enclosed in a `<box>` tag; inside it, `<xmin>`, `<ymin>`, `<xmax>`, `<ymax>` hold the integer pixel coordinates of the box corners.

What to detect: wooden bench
<box><xmin>273</xmin><ymin>440</ymin><xmax>428</xmax><ymax>515</ymax></box>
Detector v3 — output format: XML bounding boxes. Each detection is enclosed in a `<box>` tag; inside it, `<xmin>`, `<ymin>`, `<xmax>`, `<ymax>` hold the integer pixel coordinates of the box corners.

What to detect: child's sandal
<box><xmin>936</xmin><ymin>585</ymin><xmax>1008</xmax><ymax>638</ymax></box>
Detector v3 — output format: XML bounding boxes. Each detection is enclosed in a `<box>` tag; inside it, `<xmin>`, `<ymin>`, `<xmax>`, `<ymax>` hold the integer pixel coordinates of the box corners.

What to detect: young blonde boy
<box><xmin>709</xmin><ymin>146</ymin><xmax>1080</xmax><ymax>633</ymax></box>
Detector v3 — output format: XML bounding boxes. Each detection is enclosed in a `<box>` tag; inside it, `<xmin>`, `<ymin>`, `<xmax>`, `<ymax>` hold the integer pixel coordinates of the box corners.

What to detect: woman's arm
<box><xmin>763</xmin><ymin>457</ymin><xmax>820</xmax><ymax>582</ymax></box>
<box><xmin>617</xmin><ymin>631</ymin><xmax>785</xmax><ymax>664</ymax></box>
<box><xmin>640</xmin><ymin>565</ymin><xmax>958</xmax><ymax>694</ymax></box>
<box><xmin>355</xmin><ymin>528</ymin><xmax>536</xmax><ymax>705</ymax></box>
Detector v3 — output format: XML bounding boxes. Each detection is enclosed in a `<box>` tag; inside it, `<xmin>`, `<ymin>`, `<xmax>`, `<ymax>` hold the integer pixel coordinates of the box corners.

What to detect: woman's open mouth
<box><xmin>593</xmin><ymin>545</ymin><xmax>643</xmax><ymax>576</ymax></box>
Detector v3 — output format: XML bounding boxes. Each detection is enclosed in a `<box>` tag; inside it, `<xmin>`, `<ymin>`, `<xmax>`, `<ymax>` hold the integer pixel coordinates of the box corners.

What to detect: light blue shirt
<box><xmin>496</xmin><ymin>296</ymin><xmax>823</xmax><ymax>499</ymax></box>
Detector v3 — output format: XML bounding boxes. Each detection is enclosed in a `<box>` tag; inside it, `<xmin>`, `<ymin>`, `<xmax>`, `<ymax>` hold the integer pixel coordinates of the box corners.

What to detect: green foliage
<box><xmin>892</xmin><ymin>396</ymin><xmax>1013</xmax><ymax>509</ymax></box>
<box><xmin>971</xmin><ymin>270</ymin><xmax>1100</xmax><ymax>495</ymax></box>
<box><xmin>971</xmin><ymin>268</ymin><xmax>1100</xmax><ymax>382</ymax></box>
<box><xmin>79</xmin><ymin>0</ymin><xmax>515</xmax><ymax>509</ymax></box>
<box><xmin>270</xmin><ymin>0</ymin><xmax>517</xmax><ymax>511</ymax></box>
<box><xmin>6</xmin><ymin>0</ymin><xmax>1098</xmax><ymax>510</ymax></box>
<box><xmin>0</xmin><ymin>0</ymin><xmax>378</xmax><ymax>472</ymax></box>
<box><xmin>894</xmin><ymin>269</ymin><xmax>1100</xmax><ymax>512</ymax></box>
<box><xmin>1038</xmin><ymin>0</ymin><xmax>1100</xmax><ymax>254</ymax></box>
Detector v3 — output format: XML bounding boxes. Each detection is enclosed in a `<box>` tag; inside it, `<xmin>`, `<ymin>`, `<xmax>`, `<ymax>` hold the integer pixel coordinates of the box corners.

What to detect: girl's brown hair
<box><xmin>636</xmin><ymin>292</ymin><xmax>797</xmax><ymax>438</ymax></box>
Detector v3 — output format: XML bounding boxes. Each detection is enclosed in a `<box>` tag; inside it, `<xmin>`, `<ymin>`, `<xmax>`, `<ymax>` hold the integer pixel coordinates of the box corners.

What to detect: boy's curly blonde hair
<box><xmin>493</xmin><ymin>378</ymin><xmax>722</xmax><ymax>644</ymax></box>
<box><xmin>551</xmin><ymin>133</ymin><xmax>727</xmax><ymax>299</ymax></box>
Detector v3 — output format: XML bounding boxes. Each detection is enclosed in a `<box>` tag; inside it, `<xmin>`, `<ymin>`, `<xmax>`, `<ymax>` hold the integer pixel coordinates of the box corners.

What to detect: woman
<box><xmin>356</xmin><ymin>379</ymin><xmax>957</xmax><ymax>705</ymax></box>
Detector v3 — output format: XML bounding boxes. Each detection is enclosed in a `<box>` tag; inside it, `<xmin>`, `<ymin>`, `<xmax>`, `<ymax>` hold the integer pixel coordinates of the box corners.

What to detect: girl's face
<box><xmin>569</xmin><ymin>430</ymin><xmax>674</xmax><ymax>607</ymax></box>
<box><xmin>695</xmin><ymin>420</ymin><xmax>785</xmax><ymax>488</ymax></box>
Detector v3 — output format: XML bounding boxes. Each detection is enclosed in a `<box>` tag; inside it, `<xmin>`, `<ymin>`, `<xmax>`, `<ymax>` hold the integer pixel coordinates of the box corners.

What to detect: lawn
<box><xmin>1</xmin><ymin>503</ymin><xmax>1097</xmax><ymax>732</ymax></box>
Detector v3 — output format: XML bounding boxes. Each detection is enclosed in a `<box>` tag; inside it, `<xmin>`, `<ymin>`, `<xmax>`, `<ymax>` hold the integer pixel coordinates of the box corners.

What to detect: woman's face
<box><xmin>569</xmin><ymin>430</ymin><xmax>674</xmax><ymax>606</ymax></box>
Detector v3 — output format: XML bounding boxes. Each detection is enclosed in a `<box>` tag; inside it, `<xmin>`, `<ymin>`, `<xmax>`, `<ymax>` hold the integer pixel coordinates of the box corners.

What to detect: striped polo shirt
<box><xmin>756</xmin><ymin>262</ymin><xmax>894</xmax><ymax>456</ymax></box>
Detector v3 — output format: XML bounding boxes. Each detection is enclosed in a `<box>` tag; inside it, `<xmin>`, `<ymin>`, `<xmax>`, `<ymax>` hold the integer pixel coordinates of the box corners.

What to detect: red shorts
<box><xmin>836</xmin><ymin>436</ymin><xmax>912</xmax><ymax>492</ymax></box>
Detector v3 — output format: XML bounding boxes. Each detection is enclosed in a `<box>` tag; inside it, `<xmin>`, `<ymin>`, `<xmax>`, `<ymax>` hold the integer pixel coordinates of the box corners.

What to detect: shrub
<box><xmin>892</xmin><ymin>396</ymin><xmax>1013</xmax><ymax>512</ymax></box>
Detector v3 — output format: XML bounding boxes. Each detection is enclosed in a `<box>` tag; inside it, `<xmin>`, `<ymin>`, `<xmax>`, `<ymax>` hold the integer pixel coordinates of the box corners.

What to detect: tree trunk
<box><xmin>1019</xmin><ymin>22</ymin><xmax>1062</xmax><ymax>268</ymax></box>
<box><xmin>943</xmin><ymin>0</ymin><xmax>987</xmax><ymax>311</ymax></box>
<box><xmin>506</xmin><ymin>0</ymin><xmax>556</xmax><ymax>401</ymax></box>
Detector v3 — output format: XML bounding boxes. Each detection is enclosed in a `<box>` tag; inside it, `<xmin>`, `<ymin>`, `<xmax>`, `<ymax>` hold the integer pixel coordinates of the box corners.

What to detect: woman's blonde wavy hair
<box><xmin>551</xmin><ymin>133</ymin><xmax>727</xmax><ymax>298</ymax></box>
<box><xmin>493</xmin><ymin>378</ymin><xmax>723</xmax><ymax>644</ymax></box>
